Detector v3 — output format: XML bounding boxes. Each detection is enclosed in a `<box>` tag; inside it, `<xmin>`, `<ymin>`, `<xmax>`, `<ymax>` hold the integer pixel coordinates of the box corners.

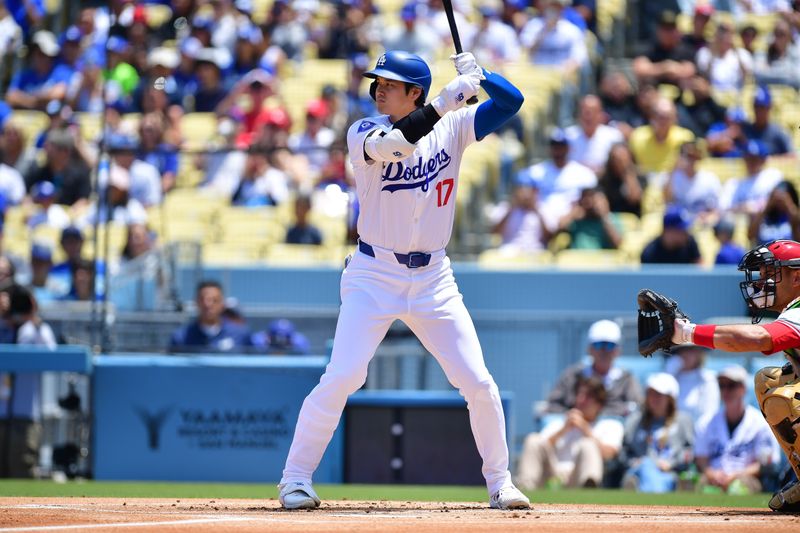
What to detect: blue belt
<box><xmin>358</xmin><ymin>240</ymin><xmax>432</xmax><ymax>268</ymax></box>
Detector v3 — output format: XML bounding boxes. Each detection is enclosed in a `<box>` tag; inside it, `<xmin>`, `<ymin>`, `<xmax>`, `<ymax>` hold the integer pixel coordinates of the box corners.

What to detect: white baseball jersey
<box><xmin>694</xmin><ymin>405</ymin><xmax>780</xmax><ymax>474</ymax></box>
<box><xmin>346</xmin><ymin>106</ymin><xmax>478</xmax><ymax>253</ymax></box>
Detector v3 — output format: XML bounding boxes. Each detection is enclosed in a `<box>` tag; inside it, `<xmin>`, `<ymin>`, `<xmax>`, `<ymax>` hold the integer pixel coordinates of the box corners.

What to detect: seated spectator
<box><xmin>629</xmin><ymin>97</ymin><xmax>694</xmax><ymax>175</ymax></box>
<box><xmin>232</xmin><ymin>144</ymin><xmax>291</xmax><ymax>206</ymax></box>
<box><xmin>218</xmin><ymin>69</ymin><xmax>277</xmax><ymax>147</ymax></box>
<box><xmin>695</xmin><ymin>21</ymin><xmax>753</xmax><ymax>91</ymax></box>
<box><xmin>598</xmin><ymin>72</ymin><xmax>639</xmax><ymax>138</ymax></box>
<box><xmin>742</xmin><ymin>86</ymin><xmax>794</xmax><ymax>157</ymax></box>
<box><xmin>191</xmin><ymin>48</ymin><xmax>229</xmax><ymax>113</ymax></box>
<box><xmin>288</xmin><ymin>99</ymin><xmax>336</xmax><ymax>179</ymax></box>
<box><xmin>24</xmin><ymin>129</ymin><xmax>91</xmax><ymax>209</ymax></box>
<box><xmin>694</xmin><ymin>365</ymin><xmax>780</xmax><ymax>494</ymax></box>
<box><xmin>490</xmin><ymin>174</ymin><xmax>553</xmax><ymax>253</ymax></box>
<box><xmin>120</xmin><ymin>223</ymin><xmax>155</xmax><ymax>265</ymax></box>
<box><xmin>515</xmin><ymin>128</ymin><xmax>597</xmax><ymax>227</ymax></box>
<box><xmin>598</xmin><ymin>143</ymin><xmax>645</xmax><ymax>217</ymax></box>
<box><xmin>556</xmin><ymin>188</ymin><xmax>622</xmax><ymax>250</ymax></box>
<box><xmin>170</xmin><ymin>280</ymin><xmax>256</xmax><ymax>352</ymax></box>
<box><xmin>719</xmin><ymin>140</ymin><xmax>783</xmax><ymax>216</ymax></box>
<box><xmin>632</xmin><ymin>11</ymin><xmax>695</xmax><ymax>87</ymax></box>
<box><xmin>739</xmin><ymin>23</ymin><xmax>759</xmax><ymax>57</ymax></box>
<box><xmin>265</xmin><ymin>319</ymin><xmax>310</xmax><ymax>355</ymax></box>
<box><xmin>137</xmin><ymin>113</ymin><xmax>178</xmax><ymax>194</ymax></box>
<box><xmin>26</xmin><ymin>181</ymin><xmax>69</xmax><ymax>231</ymax></box>
<box><xmin>665</xmin><ymin>344</ymin><xmax>720</xmax><ymax>422</ymax></box>
<box><xmin>286</xmin><ymin>195</ymin><xmax>323</xmax><ymax>246</ymax></box>
<box><xmin>706</xmin><ymin>106</ymin><xmax>749</xmax><ymax>158</ymax></box>
<box><xmin>0</xmin><ymin>151</ymin><xmax>27</xmax><ymax>206</ymax></box>
<box><xmin>428</xmin><ymin>0</ymin><xmax>478</xmax><ymax>53</ymax></box>
<box><xmin>621</xmin><ymin>373</ymin><xmax>694</xmax><ymax>493</ymax></box>
<box><xmin>382</xmin><ymin>2</ymin><xmax>438</xmax><ymax>64</ymax></box>
<box><xmin>1</xmin><ymin>122</ymin><xmax>37</xmax><ymax>178</ymax></box>
<box><xmin>664</xmin><ymin>141</ymin><xmax>721</xmax><ymax>221</ymax></box>
<box><xmin>65</xmin><ymin>38</ymin><xmax>104</xmax><ymax>113</ymax></box>
<box><xmin>198</xmin><ymin>118</ymin><xmax>248</xmax><ymax>198</ymax></box>
<box><xmin>231</xmin><ymin>24</ymin><xmax>264</xmax><ymax>83</ymax></box>
<box><xmin>566</xmin><ymin>95</ymin><xmax>624</xmax><ymax>174</ymax></box>
<box><xmin>344</xmin><ymin>53</ymin><xmax>377</xmax><ymax>125</ymax></box>
<box><xmin>470</xmin><ymin>3</ymin><xmax>522</xmax><ymax>65</ymax></box>
<box><xmin>520</xmin><ymin>0</ymin><xmax>588</xmax><ymax>126</ymax></box>
<box><xmin>681</xmin><ymin>4</ymin><xmax>712</xmax><ymax>54</ymax></box>
<box><xmin>76</xmin><ymin>164</ymin><xmax>148</xmax><ymax>228</ymax></box>
<box><xmin>61</xmin><ymin>258</ymin><xmax>94</xmax><ymax>301</ymax></box>
<box><xmin>516</xmin><ymin>376</ymin><xmax>624</xmax><ymax>490</ymax></box>
<box><xmin>641</xmin><ymin>207</ymin><xmax>702</xmax><ymax>264</ymax></box>
<box><xmin>108</xmin><ymin>133</ymin><xmax>162</xmax><ymax>208</ymax></box>
<box><xmin>755</xmin><ymin>20</ymin><xmax>800</xmax><ymax>89</ymax></box>
<box><xmin>713</xmin><ymin>216</ymin><xmax>747</xmax><ymax>265</ymax></box>
<box><xmin>749</xmin><ymin>181</ymin><xmax>800</xmax><ymax>245</ymax></box>
<box><xmin>5</xmin><ymin>31</ymin><xmax>71</xmax><ymax>110</ymax></box>
<box><xmin>675</xmin><ymin>73</ymin><xmax>727</xmax><ymax>139</ymax></box>
<box><xmin>104</xmin><ymin>36</ymin><xmax>140</xmax><ymax>105</ymax></box>
<box><xmin>545</xmin><ymin>319</ymin><xmax>642</xmax><ymax>418</ymax></box>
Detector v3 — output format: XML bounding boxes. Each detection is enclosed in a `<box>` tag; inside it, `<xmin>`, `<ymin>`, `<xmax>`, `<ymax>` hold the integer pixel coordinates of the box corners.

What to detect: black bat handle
<box><xmin>441</xmin><ymin>0</ymin><xmax>478</xmax><ymax>105</ymax></box>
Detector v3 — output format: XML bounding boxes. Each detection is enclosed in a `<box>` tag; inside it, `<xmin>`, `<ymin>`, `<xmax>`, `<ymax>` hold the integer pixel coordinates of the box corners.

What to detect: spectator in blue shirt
<box><xmin>742</xmin><ymin>86</ymin><xmax>794</xmax><ymax>157</ymax></box>
<box><xmin>231</xmin><ymin>24</ymin><xmax>263</xmax><ymax>83</ymax></box>
<box><xmin>286</xmin><ymin>195</ymin><xmax>323</xmax><ymax>245</ymax></box>
<box><xmin>641</xmin><ymin>206</ymin><xmax>702</xmax><ymax>265</ymax></box>
<box><xmin>265</xmin><ymin>319</ymin><xmax>310</xmax><ymax>355</ymax></box>
<box><xmin>191</xmin><ymin>48</ymin><xmax>229</xmax><ymax>113</ymax></box>
<box><xmin>6</xmin><ymin>31</ymin><xmax>71</xmax><ymax>110</ymax></box>
<box><xmin>714</xmin><ymin>217</ymin><xmax>746</xmax><ymax>265</ymax></box>
<box><xmin>706</xmin><ymin>107</ymin><xmax>749</xmax><ymax>158</ymax></box>
<box><xmin>170</xmin><ymin>280</ymin><xmax>256</xmax><ymax>353</ymax></box>
<box><xmin>4</xmin><ymin>0</ymin><xmax>44</xmax><ymax>39</ymax></box>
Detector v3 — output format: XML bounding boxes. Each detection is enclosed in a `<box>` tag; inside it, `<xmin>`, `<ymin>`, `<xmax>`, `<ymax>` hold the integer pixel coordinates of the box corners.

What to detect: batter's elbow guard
<box><xmin>364</xmin><ymin>128</ymin><xmax>415</xmax><ymax>163</ymax></box>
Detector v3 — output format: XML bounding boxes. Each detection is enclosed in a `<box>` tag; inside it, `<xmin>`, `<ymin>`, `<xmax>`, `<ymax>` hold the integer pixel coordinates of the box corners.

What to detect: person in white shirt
<box><xmin>26</xmin><ymin>181</ymin><xmax>70</xmax><ymax>231</ymax></box>
<box><xmin>694</xmin><ymin>365</ymin><xmax>780</xmax><ymax>494</ymax></box>
<box><xmin>107</xmin><ymin>133</ymin><xmax>162</xmax><ymax>208</ymax></box>
<box><xmin>695</xmin><ymin>21</ymin><xmax>753</xmax><ymax>91</ymax></box>
<box><xmin>382</xmin><ymin>2</ymin><xmax>439</xmax><ymax>64</ymax></box>
<box><xmin>287</xmin><ymin>99</ymin><xmax>336</xmax><ymax>180</ymax></box>
<box><xmin>665</xmin><ymin>344</ymin><xmax>720</xmax><ymax>422</ymax></box>
<box><xmin>719</xmin><ymin>140</ymin><xmax>782</xmax><ymax>216</ymax></box>
<box><xmin>516</xmin><ymin>375</ymin><xmax>625</xmax><ymax>489</ymax></box>
<box><xmin>665</xmin><ymin>141</ymin><xmax>721</xmax><ymax>222</ymax></box>
<box><xmin>490</xmin><ymin>174</ymin><xmax>553</xmax><ymax>253</ymax></box>
<box><xmin>726</xmin><ymin>0</ymin><xmax>791</xmax><ymax>16</ymax></box>
<box><xmin>231</xmin><ymin>145</ymin><xmax>290</xmax><ymax>206</ymax></box>
<box><xmin>566</xmin><ymin>95</ymin><xmax>624</xmax><ymax>173</ymax></box>
<box><xmin>0</xmin><ymin>161</ymin><xmax>25</xmax><ymax>205</ymax></box>
<box><xmin>470</xmin><ymin>3</ymin><xmax>521</xmax><ymax>65</ymax></box>
<box><xmin>515</xmin><ymin>128</ymin><xmax>598</xmax><ymax>229</ymax></box>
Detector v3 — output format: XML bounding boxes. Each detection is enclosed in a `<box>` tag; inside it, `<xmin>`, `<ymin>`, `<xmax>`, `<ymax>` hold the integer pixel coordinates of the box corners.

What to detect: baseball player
<box><xmin>277</xmin><ymin>50</ymin><xmax>529</xmax><ymax>511</ymax></box>
<box><xmin>664</xmin><ymin>239</ymin><xmax>800</xmax><ymax>511</ymax></box>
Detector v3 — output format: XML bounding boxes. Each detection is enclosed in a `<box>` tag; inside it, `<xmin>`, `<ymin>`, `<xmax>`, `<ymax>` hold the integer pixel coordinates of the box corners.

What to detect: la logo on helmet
<box><xmin>377</xmin><ymin>55</ymin><xmax>386</xmax><ymax>67</ymax></box>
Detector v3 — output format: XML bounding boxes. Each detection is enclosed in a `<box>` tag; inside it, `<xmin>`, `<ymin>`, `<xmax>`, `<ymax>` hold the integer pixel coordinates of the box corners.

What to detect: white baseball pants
<box><xmin>281</xmin><ymin>246</ymin><xmax>513</xmax><ymax>494</ymax></box>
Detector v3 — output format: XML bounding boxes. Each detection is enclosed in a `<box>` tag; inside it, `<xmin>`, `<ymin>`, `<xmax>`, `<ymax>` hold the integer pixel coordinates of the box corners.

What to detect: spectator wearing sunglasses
<box><xmin>543</xmin><ymin>319</ymin><xmax>643</xmax><ymax>418</ymax></box>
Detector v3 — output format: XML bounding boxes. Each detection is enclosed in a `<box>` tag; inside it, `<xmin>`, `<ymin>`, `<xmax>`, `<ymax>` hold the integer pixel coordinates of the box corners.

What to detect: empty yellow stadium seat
<box><xmin>555</xmin><ymin>249</ymin><xmax>630</xmax><ymax>269</ymax></box>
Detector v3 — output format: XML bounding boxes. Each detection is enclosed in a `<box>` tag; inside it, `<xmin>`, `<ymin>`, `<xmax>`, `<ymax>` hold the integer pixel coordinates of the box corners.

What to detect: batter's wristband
<box><xmin>693</xmin><ymin>324</ymin><xmax>716</xmax><ymax>349</ymax></box>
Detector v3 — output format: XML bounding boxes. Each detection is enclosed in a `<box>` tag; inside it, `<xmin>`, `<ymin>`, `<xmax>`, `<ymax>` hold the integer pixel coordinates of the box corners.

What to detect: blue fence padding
<box><xmin>0</xmin><ymin>345</ymin><xmax>92</xmax><ymax>373</ymax></box>
<box><xmin>348</xmin><ymin>389</ymin><xmax>512</xmax><ymax>407</ymax></box>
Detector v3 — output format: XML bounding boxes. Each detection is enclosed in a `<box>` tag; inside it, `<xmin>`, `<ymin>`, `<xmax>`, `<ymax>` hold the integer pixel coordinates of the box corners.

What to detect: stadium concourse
<box><xmin>0</xmin><ymin>497</ymin><xmax>793</xmax><ymax>532</ymax></box>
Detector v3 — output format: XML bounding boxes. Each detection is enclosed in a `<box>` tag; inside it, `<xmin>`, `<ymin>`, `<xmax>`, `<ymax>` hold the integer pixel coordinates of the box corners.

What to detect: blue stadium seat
<box><xmin>615</xmin><ymin>355</ymin><xmax>664</xmax><ymax>387</ymax></box>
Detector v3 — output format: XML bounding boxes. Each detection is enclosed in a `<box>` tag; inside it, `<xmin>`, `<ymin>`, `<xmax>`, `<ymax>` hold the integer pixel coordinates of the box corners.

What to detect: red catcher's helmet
<box><xmin>738</xmin><ymin>240</ymin><xmax>800</xmax><ymax>323</ymax></box>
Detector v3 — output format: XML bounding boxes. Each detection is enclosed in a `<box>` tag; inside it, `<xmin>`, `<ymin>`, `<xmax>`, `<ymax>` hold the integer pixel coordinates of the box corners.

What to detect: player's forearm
<box><xmin>474</xmin><ymin>70</ymin><xmax>524</xmax><ymax>139</ymax></box>
<box><xmin>684</xmin><ymin>323</ymin><xmax>774</xmax><ymax>352</ymax></box>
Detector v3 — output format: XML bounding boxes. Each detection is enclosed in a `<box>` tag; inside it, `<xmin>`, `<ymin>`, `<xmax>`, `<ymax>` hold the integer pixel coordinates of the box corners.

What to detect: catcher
<box><xmin>637</xmin><ymin>239</ymin><xmax>800</xmax><ymax>512</ymax></box>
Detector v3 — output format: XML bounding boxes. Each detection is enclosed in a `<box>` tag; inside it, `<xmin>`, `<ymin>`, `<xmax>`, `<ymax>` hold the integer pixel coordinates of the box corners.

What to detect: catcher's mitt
<box><xmin>637</xmin><ymin>288</ymin><xmax>689</xmax><ymax>357</ymax></box>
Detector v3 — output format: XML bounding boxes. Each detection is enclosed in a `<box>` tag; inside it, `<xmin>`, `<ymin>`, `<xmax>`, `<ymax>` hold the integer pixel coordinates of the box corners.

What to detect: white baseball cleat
<box><xmin>489</xmin><ymin>485</ymin><xmax>530</xmax><ymax>510</ymax></box>
<box><xmin>278</xmin><ymin>480</ymin><xmax>321</xmax><ymax>510</ymax></box>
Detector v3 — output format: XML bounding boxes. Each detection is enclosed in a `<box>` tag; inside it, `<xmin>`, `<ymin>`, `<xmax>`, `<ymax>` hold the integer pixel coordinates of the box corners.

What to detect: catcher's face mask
<box><xmin>739</xmin><ymin>240</ymin><xmax>800</xmax><ymax>323</ymax></box>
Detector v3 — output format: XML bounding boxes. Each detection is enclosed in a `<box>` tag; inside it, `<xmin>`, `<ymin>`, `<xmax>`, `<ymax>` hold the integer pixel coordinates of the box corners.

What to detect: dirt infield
<box><xmin>0</xmin><ymin>498</ymin><xmax>798</xmax><ymax>532</ymax></box>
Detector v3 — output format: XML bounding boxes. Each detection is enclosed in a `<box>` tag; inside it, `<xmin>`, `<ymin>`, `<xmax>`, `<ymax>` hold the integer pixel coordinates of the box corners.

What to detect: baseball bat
<box><xmin>441</xmin><ymin>0</ymin><xmax>479</xmax><ymax>105</ymax></box>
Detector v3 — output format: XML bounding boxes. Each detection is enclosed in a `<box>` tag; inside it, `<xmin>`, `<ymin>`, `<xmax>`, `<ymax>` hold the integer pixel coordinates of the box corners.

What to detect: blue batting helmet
<box><xmin>363</xmin><ymin>50</ymin><xmax>431</xmax><ymax>101</ymax></box>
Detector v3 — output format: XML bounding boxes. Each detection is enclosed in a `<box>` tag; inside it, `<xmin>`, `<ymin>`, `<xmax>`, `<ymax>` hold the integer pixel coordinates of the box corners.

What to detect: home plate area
<box><xmin>0</xmin><ymin>498</ymin><xmax>798</xmax><ymax>532</ymax></box>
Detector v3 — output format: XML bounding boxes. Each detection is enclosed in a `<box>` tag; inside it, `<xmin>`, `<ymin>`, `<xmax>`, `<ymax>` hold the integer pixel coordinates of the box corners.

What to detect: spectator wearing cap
<box><xmin>217</xmin><ymin>68</ymin><xmax>277</xmax><ymax>145</ymax></box>
<box><xmin>565</xmin><ymin>95</ymin><xmax>624</xmax><ymax>174</ymax></box>
<box><xmin>754</xmin><ymin>19</ymin><xmax>800</xmax><ymax>89</ymax></box>
<box><xmin>382</xmin><ymin>2</ymin><xmax>438</xmax><ymax>64</ymax></box>
<box><xmin>665</xmin><ymin>141</ymin><xmax>721</xmax><ymax>221</ymax></box>
<box><xmin>695</xmin><ymin>20</ymin><xmax>753</xmax><ymax>91</ymax></box>
<box><xmin>231</xmin><ymin>142</ymin><xmax>291</xmax><ymax>206</ymax></box>
<box><xmin>105</xmin><ymin>36</ymin><xmax>139</xmax><ymax>100</ymax></box>
<box><xmin>640</xmin><ymin>207</ymin><xmax>701</xmax><ymax>264</ymax></box>
<box><xmin>713</xmin><ymin>216</ymin><xmax>746</xmax><ymax>265</ymax></box>
<box><xmin>0</xmin><ymin>147</ymin><xmax>26</xmax><ymax>206</ymax></box>
<box><xmin>632</xmin><ymin>11</ymin><xmax>696</xmax><ymax>87</ymax></box>
<box><xmin>749</xmin><ymin>180</ymin><xmax>800</xmax><ymax>245</ymax></box>
<box><xmin>682</xmin><ymin>4</ymin><xmax>712</xmax><ymax>54</ymax></box>
<box><xmin>66</xmin><ymin>45</ymin><xmax>105</xmax><ymax>113</ymax></box>
<box><xmin>598</xmin><ymin>142</ymin><xmax>646</xmax><ymax>217</ymax></box>
<box><xmin>107</xmin><ymin>133</ymin><xmax>162</xmax><ymax>208</ymax></box>
<box><xmin>344</xmin><ymin>53</ymin><xmax>377</xmax><ymax>124</ymax></box>
<box><xmin>264</xmin><ymin>318</ymin><xmax>310</xmax><ymax>355</ymax></box>
<box><xmin>742</xmin><ymin>86</ymin><xmax>794</xmax><ymax>157</ymax></box>
<box><xmin>675</xmin><ymin>73</ymin><xmax>727</xmax><ymax>139</ymax></box>
<box><xmin>694</xmin><ymin>365</ymin><xmax>780</xmax><ymax>495</ymax></box>
<box><xmin>666</xmin><ymin>344</ymin><xmax>720</xmax><ymax>422</ymax></box>
<box><xmin>556</xmin><ymin>187</ymin><xmax>623</xmax><ymax>250</ymax></box>
<box><xmin>629</xmin><ymin>97</ymin><xmax>695</xmax><ymax>175</ymax></box>
<box><xmin>545</xmin><ymin>319</ymin><xmax>642</xmax><ymax>418</ymax></box>
<box><xmin>190</xmin><ymin>48</ymin><xmax>230</xmax><ymax>113</ymax></box>
<box><xmin>288</xmin><ymin>99</ymin><xmax>336</xmax><ymax>178</ymax></box>
<box><xmin>515</xmin><ymin>128</ymin><xmax>597</xmax><ymax>229</ymax></box>
<box><xmin>232</xmin><ymin>24</ymin><xmax>264</xmax><ymax>81</ymax></box>
<box><xmin>75</xmin><ymin>155</ymin><xmax>148</xmax><ymax>229</ymax></box>
<box><xmin>620</xmin><ymin>372</ymin><xmax>694</xmax><ymax>493</ymax></box>
<box><xmin>706</xmin><ymin>106</ymin><xmax>748</xmax><ymax>158</ymax></box>
<box><xmin>24</xmin><ymin>129</ymin><xmax>91</xmax><ymax>209</ymax></box>
<box><xmin>469</xmin><ymin>1</ymin><xmax>521</xmax><ymax>65</ymax></box>
<box><xmin>26</xmin><ymin>181</ymin><xmax>69</xmax><ymax>231</ymax></box>
<box><xmin>28</xmin><ymin>243</ymin><xmax>57</xmax><ymax>304</ymax></box>
<box><xmin>34</xmin><ymin>99</ymin><xmax>75</xmax><ymax>150</ymax></box>
<box><xmin>5</xmin><ymin>31</ymin><xmax>73</xmax><ymax>110</ymax></box>
<box><xmin>138</xmin><ymin>112</ymin><xmax>179</xmax><ymax>193</ymax></box>
<box><xmin>520</xmin><ymin>0</ymin><xmax>588</xmax><ymax>126</ymax></box>
<box><xmin>490</xmin><ymin>172</ymin><xmax>554</xmax><ymax>253</ymax></box>
<box><xmin>57</xmin><ymin>25</ymin><xmax>84</xmax><ymax>79</ymax></box>
<box><xmin>130</xmin><ymin>47</ymin><xmax>183</xmax><ymax>116</ymax></box>
<box><xmin>719</xmin><ymin>140</ymin><xmax>783</xmax><ymax>215</ymax></box>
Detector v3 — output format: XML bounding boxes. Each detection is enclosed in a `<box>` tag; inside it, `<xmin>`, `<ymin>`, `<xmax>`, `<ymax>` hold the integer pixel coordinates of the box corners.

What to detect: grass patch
<box><xmin>0</xmin><ymin>480</ymin><xmax>770</xmax><ymax>508</ymax></box>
